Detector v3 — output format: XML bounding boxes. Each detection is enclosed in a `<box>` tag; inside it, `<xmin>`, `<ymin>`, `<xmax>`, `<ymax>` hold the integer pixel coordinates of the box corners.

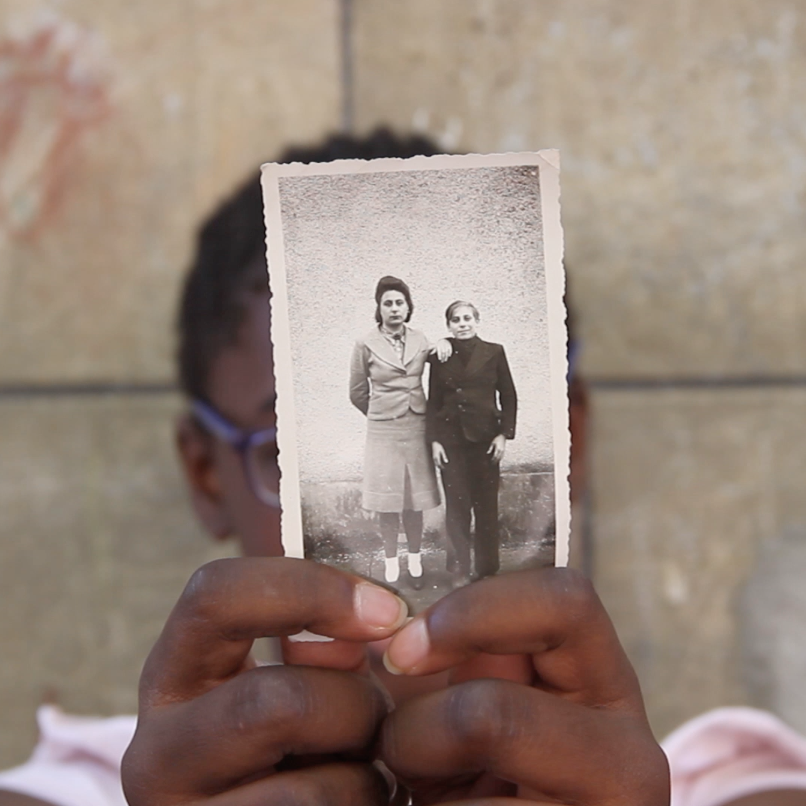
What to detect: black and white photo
<box><xmin>262</xmin><ymin>151</ymin><xmax>568</xmax><ymax>611</ymax></box>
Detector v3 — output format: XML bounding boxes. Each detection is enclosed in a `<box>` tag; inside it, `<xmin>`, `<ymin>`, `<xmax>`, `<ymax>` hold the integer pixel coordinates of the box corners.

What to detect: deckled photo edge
<box><xmin>536</xmin><ymin>153</ymin><xmax>571</xmax><ymax>567</ymax></box>
<box><xmin>260</xmin><ymin>165</ymin><xmax>305</xmax><ymax>558</ymax></box>
<box><xmin>261</xmin><ymin>150</ymin><xmax>570</xmax><ymax>569</ymax></box>
<box><xmin>262</xmin><ymin>149</ymin><xmax>558</xmax><ymax>179</ymax></box>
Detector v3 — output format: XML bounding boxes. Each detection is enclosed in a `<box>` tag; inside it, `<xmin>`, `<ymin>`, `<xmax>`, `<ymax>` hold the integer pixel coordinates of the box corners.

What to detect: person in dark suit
<box><xmin>427</xmin><ymin>300</ymin><xmax>517</xmax><ymax>579</ymax></box>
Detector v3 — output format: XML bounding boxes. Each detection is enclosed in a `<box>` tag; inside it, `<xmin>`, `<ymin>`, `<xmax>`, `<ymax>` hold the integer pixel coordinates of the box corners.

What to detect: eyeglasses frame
<box><xmin>190</xmin><ymin>399</ymin><xmax>280</xmax><ymax>509</ymax></box>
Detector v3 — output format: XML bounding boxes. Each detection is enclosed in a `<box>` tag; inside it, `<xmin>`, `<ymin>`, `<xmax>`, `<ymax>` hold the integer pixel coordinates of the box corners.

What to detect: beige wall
<box><xmin>350</xmin><ymin>0</ymin><xmax>806</xmax><ymax>738</ymax></box>
<box><xmin>0</xmin><ymin>0</ymin><xmax>342</xmax><ymax>765</ymax></box>
<box><xmin>1</xmin><ymin>0</ymin><xmax>805</xmax><ymax>765</ymax></box>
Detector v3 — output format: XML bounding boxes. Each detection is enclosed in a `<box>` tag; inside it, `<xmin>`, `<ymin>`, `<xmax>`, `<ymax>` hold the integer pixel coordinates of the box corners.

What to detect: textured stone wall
<box><xmin>0</xmin><ymin>0</ymin><xmax>341</xmax><ymax>766</ymax></box>
<box><xmin>2</xmin><ymin>0</ymin><xmax>805</xmax><ymax>767</ymax></box>
<box><xmin>349</xmin><ymin>0</ymin><xmax>806</xmax><ymax>739</ymax></box>
<box><xmin>278</xmin><ymin>165</ymin><xmax>552</xmax><ymax>480</ymax></box>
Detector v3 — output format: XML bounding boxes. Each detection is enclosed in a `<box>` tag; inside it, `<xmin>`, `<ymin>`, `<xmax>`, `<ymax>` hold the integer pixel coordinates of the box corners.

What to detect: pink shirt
<box><xmin>0</xmin><ymin>706</ymin><xmax>135</xmax><ymax>806</ymax></box>
<box><xmin>664</xmin><ymin>708</ymin><xmax>806</xmax><ymax>806</ymax></box>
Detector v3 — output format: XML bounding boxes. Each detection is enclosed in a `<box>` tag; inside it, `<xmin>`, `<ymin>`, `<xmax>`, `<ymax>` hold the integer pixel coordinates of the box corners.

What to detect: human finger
<box><xmin>142</xmin><ymin>557</ymin><xmax>407</xmax><ymax>706</ymax></box>
<box><xmin>210</xmin><ymin>763</ymin><xmax>390</xmax><ymax>806</ymax></box>
<box><xmin>431</xmin><ymin>801</ymin><xmax>586</xmax><ymax>806</ymax></box>
<box><xmin>124</xmin><ymin>664</ymin><xmax>389</xmax><ymax>798</ymax></box>
<box><xmin>126</xmin><ymin>761</ymin><xmax>390</xmax><ymax>806</ymax></box>
<box><xmin>384</xmin><ymin>567</ymin><xmax>642</xmax><ymax>710</ymax></box>
<box><xmin>379</xmin><ymin>678</ymin><xmax>668</xmax><ymax>806</ymax></box>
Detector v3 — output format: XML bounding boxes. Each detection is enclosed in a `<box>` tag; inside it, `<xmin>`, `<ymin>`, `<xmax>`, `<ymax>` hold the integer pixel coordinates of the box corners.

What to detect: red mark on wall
<box><xmin>0</xmin><ymin>13</ymin><xmax>111</xmax><ymax>240</ymax></box>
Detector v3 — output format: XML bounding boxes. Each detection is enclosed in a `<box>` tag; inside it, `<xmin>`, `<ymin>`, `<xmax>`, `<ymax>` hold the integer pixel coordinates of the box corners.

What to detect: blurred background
<box><xmin>2</xmin><ymin>0</ymin><xmax>806</xmax><ymax>767</ymax></box>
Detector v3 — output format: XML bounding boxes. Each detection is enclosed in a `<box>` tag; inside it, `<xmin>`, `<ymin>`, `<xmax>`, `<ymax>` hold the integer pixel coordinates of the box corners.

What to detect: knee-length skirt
<box><xmin>362</xmin><ymin>410</ymin><xmax>440</xmax><ymax>513</ymax></box>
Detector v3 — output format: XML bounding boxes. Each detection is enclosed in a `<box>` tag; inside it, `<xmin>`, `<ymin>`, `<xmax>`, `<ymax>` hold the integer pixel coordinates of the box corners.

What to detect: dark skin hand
<box><xmin>121</xmin><ymin>558</ymin><xmax>407</xmax><ymax>806</ymax></box>
<box><xmin>378</xmin><ymin>567</ymin><xmax>670</xmax><ymax>805</ymax></box>
<box><xmin>121</xmin><ymin>559</ymin><xmax>669</xmax><ymax>806</ymax></box>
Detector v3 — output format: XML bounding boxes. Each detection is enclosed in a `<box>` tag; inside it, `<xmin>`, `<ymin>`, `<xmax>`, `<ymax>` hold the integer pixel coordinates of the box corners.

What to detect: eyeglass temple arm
<box><xmin>191</xmin><ymin>399</ymin><xmax>244</xmax><ymax>444</ymax></box>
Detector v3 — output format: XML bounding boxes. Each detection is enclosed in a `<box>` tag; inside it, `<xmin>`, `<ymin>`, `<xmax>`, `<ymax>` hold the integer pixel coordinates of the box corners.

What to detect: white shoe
<box><xmin>385</xmin><ymin>556</ymin><xmax>400</xmax><ymax>583</ymax></box>
<box><xmin>408</xmin><ymin>552</ymin><xmax>423</xmax><ymax>578</ymax></box>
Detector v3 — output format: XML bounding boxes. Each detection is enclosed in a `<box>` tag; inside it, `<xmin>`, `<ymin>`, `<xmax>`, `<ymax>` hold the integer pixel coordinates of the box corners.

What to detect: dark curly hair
<box><xmin>177</xmin><ymin>128</ymin><xmax>442</xmax><ymax>400</ymax></box>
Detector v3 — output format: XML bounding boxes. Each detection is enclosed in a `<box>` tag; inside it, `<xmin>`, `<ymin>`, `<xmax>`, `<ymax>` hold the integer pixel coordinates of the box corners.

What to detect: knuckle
<box><xmin>544</xmin><ymin>566</ymin><xmax>600</xmax><ymax>624</ymax></box>
<box><xmin>120</xmin><ymin>730</ymin><xmax>164</xmax><ymax>806</ymax></box>
<box><xmin>594</xmin><ymin>718</ymin><xmax>670</xmax><ymax>806</ymax></box>
<box><xmin>445</xmin><ymin>679</ymin><xmax>527</xmax><ymax>756</ymax></box>
<box><xmin>228</xmin><ymin>667</ymin><xmax>312</xmax><ymax>739</ymax></box>
<box><xmin>623</xmin><ymin>732</ymin><xmax>671</xmax><ymax>806</ymax></box>
<box><xmin>178</xmin><ymin>559</ymin><xmax>235</xmax><ymax>619</ymax></box>
<box><xmin>119</xmin><ymin>742</ymin><xmax>142</xmax><ymax>804</ymax></box>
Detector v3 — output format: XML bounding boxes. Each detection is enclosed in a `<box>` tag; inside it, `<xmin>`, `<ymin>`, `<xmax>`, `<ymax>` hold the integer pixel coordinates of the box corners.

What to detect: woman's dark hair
<box><xmin>177</xmin><ymin>128</ymin><xmax>441</xmax><ymax>400</ymax></box>
<box><xmin>374</xmin><ymin>275</ymin><xmax>414</xmax><ymax>324</ymax></box>
<box><xmin>444</xmin><ymin>300</ymin><xmax>480</xmax><ymax>325</ymax></box>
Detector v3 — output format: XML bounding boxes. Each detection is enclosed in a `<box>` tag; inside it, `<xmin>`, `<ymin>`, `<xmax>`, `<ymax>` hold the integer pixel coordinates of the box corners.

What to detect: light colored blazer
<box><xmin>350</xmin><ymin>326</ymin><xmax>430</xmax><ymax>420</ymax></box>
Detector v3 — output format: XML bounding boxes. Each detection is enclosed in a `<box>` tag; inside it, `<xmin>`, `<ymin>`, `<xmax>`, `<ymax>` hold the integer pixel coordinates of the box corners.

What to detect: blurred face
<box><xmin>379</xmin><ymin>290</ymin><xmax>409</xmax><ymax>329</ymax></box>
<box><xmin>180</xmin><ymin>291</ymin><xmax>589</xmax><ymax>567</ymax></box>
<box><xmin>447</xmin><ymin>305</ymin><xmax>478</xmax><ymax>339</ymax></box>
<box><xmin>179</xmin><ymin>290</ymin><xmax>282</xmax><ymax>558</ymax></box>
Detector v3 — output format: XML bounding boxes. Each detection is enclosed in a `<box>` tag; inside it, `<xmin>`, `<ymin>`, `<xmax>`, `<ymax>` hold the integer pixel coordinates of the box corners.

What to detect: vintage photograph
<box><xmin>262</xmin><ymin>152</ymin><xmax>568</xmax><ymax>611</ymax></box>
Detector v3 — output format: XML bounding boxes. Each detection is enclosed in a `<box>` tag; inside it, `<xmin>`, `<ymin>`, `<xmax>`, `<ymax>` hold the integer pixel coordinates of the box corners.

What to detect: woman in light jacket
<box><xmin>350</xmin><ymin>275</ymin><xmax>442</xmax><ymax>585</ymax></box>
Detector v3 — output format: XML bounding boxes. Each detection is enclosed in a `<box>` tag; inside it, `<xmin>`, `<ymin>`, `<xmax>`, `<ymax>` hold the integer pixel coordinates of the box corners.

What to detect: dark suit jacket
<box><xmin>426</xmin><ymin>337</ymin><xmax>517</xmax><ymax>445</ymax></box>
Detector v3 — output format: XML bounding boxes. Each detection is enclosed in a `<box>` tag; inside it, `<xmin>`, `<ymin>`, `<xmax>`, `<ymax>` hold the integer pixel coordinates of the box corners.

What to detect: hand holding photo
<box><xmin>262</xmin><ymin>151</ymin><xmax>568</xmax><ymax>612</ymax></box>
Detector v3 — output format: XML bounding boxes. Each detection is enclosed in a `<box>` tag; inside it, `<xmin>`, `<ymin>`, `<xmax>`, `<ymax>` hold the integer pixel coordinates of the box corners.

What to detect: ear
<box><xmin>175</xmin><ymin>413</ymin><xmax>233</xmax><ymax>540</ymax></box>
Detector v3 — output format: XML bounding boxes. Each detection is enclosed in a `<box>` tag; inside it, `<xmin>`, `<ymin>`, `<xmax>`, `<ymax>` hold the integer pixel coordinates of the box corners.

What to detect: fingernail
<box><xmin>287</xmin><ymin>630</ymin><xmax>335</xmax><ymax>643</ymax></box>
<box><xmin>354</xmin><ymin>583</ymin><xmax>408</xmax><ymax>631</ymax></box>
<box><xmin>383</xmin><ymin>617</ymin><xmax>430</xmax><ymax>675</ymax></box>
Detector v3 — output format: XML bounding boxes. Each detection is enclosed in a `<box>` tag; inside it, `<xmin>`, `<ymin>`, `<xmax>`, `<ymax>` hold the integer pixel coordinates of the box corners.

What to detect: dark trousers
<box><xmin>440</xmin><ymin>438</ymin><xmax>500</xmax><ymax>577</ymax></box>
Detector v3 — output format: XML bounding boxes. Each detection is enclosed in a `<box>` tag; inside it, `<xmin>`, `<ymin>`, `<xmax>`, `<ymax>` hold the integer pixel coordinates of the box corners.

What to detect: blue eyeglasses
<box><xmin>191</xmin><ymin>399</ymin><xmax>280</xmax><ymax>509</ymax></box>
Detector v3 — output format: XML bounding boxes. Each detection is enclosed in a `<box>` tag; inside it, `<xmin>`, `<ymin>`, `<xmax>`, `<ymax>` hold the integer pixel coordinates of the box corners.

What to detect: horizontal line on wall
<box><xmin>2</xmin><ymin>376</ymin><xmax>806</xmax><ymax>399</ymax></box>
<box><xmin>589</xmin><ymin>375</ymin><xmax>806</xmax><ymax>391</ymax></box>
<box><xmin>0</xmin><ymin>382</ymin><xmax>177</xmax><ymax>398</ymax></box>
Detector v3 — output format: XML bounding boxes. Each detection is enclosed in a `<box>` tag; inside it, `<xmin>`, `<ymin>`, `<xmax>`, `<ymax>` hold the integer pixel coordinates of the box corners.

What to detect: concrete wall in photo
<box><xmin>277</xmin><ymin>165</ymin><xmax>554</xmax><ymax>481</ymax></box>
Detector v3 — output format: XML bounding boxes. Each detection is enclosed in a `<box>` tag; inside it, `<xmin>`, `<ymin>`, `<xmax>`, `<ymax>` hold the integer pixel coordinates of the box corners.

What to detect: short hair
<box><xmin>444</xmin><ymin>300</ymin><xmax>480</xmax><ymax>325</ymax></box>
<box><xmin>374</xmin><ymin>275</ymin><xmax>414</xmax><ymax>324</ymax></box>
<box><xmin>177</xmin><ymin>128</ymin><xmax>441</xmax><ymax>400</ymax></box>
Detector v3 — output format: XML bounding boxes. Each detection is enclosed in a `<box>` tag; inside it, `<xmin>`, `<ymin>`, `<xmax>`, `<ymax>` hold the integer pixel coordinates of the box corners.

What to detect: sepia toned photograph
<box><xmin>262</xmin><ymin>152</ymin><xmax>569</xmax><ymax>611</ymax></box>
